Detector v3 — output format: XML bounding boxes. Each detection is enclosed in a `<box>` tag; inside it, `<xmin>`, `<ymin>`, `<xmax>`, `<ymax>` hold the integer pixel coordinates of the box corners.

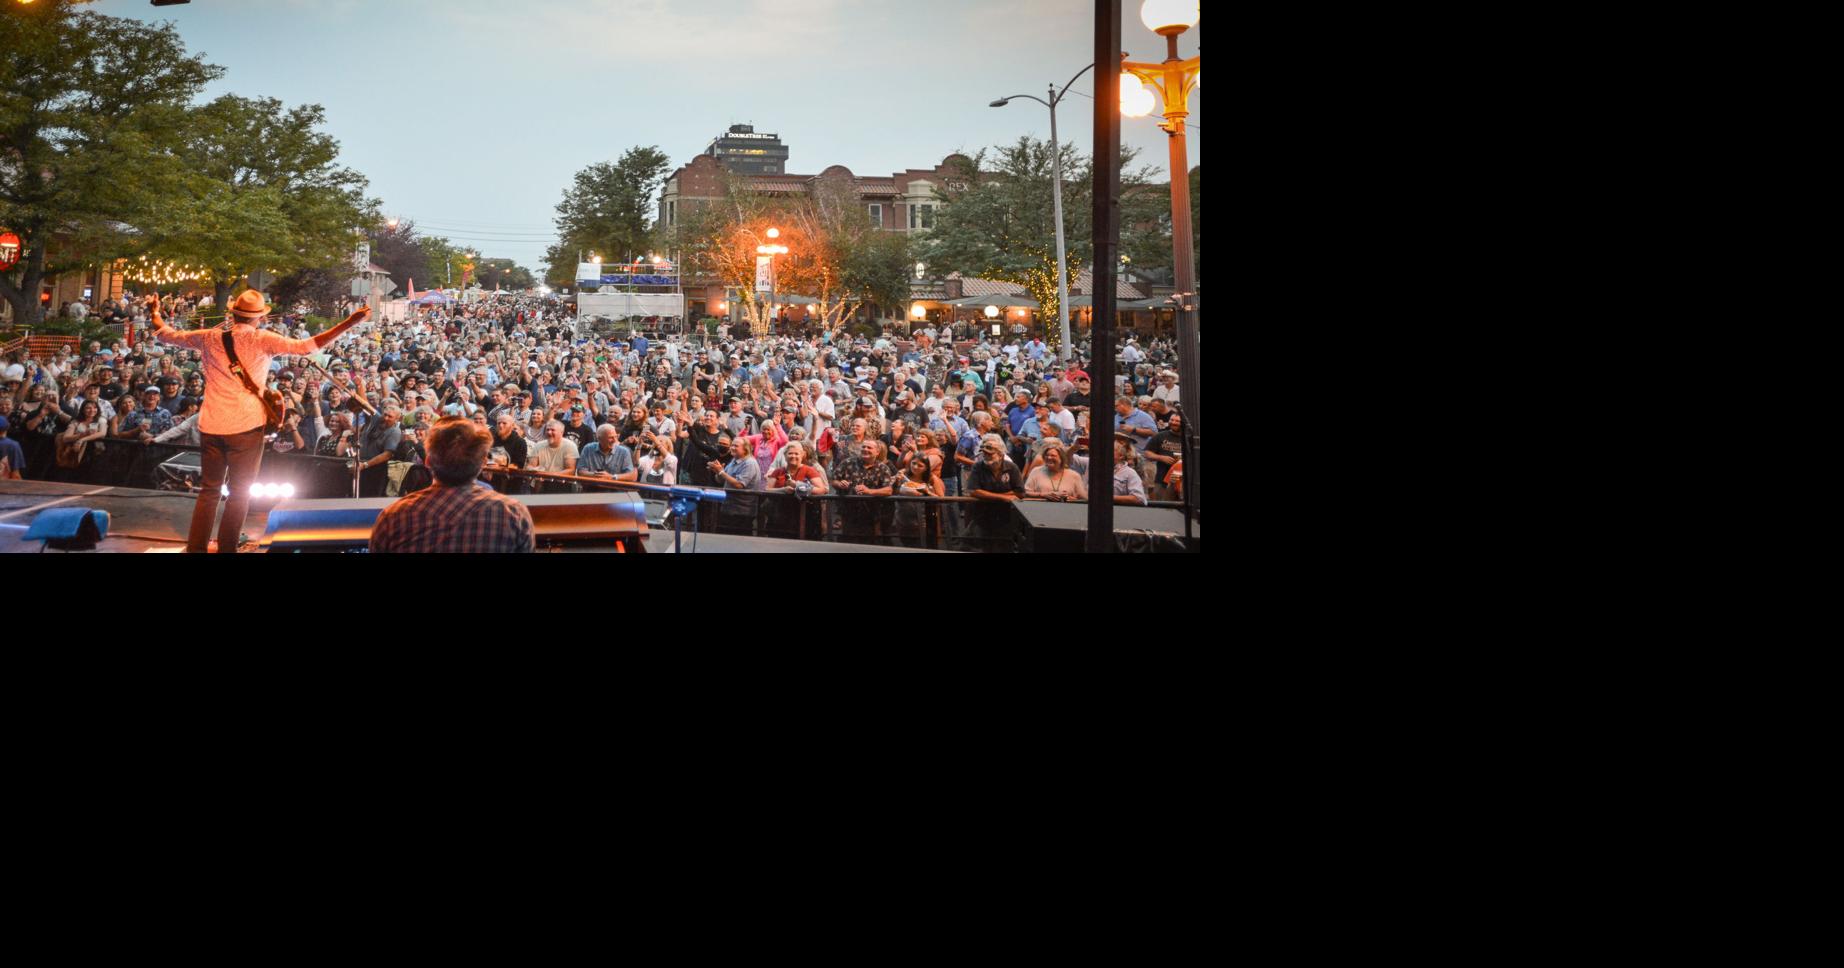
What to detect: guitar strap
<box><xmin>221</xmin><ymin>331</ymin><xmax>279</xmax><ymax>429</ymax></box>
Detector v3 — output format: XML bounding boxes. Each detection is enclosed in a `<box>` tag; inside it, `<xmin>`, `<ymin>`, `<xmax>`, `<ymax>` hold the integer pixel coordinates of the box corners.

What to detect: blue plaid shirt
<box><xmin>121</xmin><ymin>406</ymin><xmax>175</xmax><ymax>436</ymax></box>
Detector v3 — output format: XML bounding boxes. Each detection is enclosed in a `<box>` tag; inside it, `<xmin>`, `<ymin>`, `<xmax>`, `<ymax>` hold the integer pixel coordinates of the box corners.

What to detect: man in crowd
<box><xmin>357</xmin><ymin>403</ymin><xmax>403</xmax><ymax>497</ymax></box>
<box><xmin>533</xmin><ymin>419</ymin><xmax>578</xmax><ymax>474</ymax></box>
<box><xmin>1106</xmin><ymin>434</ymin><xmax>1148</xmax><ymax>506</ymax></box>
<box><xmin>578</xmin><ymin>424</ymin><xmax>636</xmax><ymax>481</ymax></box>
<box><xmin>1144</xmin><ymin>410</ymin><xmax>1185</xmax><ymax>501</ymax></box>
<box><xmin>370</xmin><ymin>417</ymin><xmax>535</xmax><ymax>553</ymax></box>
<box><xmin>712</xmin><ymin>434</ymin><xmax>762</xmax><ymax>490</ymax></box>
<box><xmin>116</xmin><ymin>387</ymin><xmax>175</xmax><ymax>441</ymax></box>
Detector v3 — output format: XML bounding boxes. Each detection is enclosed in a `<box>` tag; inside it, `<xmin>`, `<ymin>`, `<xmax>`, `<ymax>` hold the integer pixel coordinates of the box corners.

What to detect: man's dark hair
<box><xmin>424</xmin><ymin>416</ymin><xmax>492</xmax><ymax>487</ymax></box>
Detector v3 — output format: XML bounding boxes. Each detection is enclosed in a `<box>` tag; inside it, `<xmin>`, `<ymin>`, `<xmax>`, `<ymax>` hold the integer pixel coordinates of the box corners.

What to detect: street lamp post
<box><xmin>756</xmin><ymin>227</ymin><xmax>787</xmax><ymax>335</ymax></box>
<box><xmin>1122</xmin><ymin>0</ymin><xmax>1201</xmax><ymax>513</ymax></box>
<box><xmin>991</xmin><ymin>62</ymin><xmax>1094</xmax><ymax>366</ymax></box>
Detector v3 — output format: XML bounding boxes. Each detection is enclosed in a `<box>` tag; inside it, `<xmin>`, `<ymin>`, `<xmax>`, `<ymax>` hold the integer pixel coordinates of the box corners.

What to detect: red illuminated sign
<box><xmin>0</xmin><ymin>231</ymin><xmax>21</xmax><ymax>271</ymax></box>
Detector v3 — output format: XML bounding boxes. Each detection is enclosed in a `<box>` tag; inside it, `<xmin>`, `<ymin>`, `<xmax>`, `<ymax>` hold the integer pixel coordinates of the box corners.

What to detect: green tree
<box><xmin>547</xmin><ymin>146</ymin><xmax>673</xmax><ymax>284</ymax></box>
<box><xmin>917</xmin><ymin>137</ymin><xmax>1165</xmax><ymax>351</ymax></box>
<box><xmin>0</xmin><ymin>1</ymin><xmax>223</xmax><ymax>326</ymax></box>
<box><xmin>475</xmin><ymin>258</ymin><xmax>535</xmax><ymax>291</ymax></box>
<box><xmin>421</xmin><ymin>236</ymin><xmax>462</xmax><ymax>289</ymax></box>
<box><xmin>147</xmin><ymin>94</ymin><xmax>374</xmax><ymax>309</ymax></box>
<box><xmin>779</xmin><ymin>176</ymin><xmax>912</xmax><ymax>333</ymax></box>
<box><xmin>270</xmin><ymin>267</ymin><xmax>347</xmax><ymax>317</ymax></box>
<box><xmin>367</xmin><ymin>218</ymin><xmax>435</xmax><ymax>295</ymax></box>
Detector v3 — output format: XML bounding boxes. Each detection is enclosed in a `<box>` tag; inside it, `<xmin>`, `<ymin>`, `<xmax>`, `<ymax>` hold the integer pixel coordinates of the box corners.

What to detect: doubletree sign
<box><xmin>0</xmin><ymin>231</ymin><xmax>21</xmax><ymax>271</ymax></box>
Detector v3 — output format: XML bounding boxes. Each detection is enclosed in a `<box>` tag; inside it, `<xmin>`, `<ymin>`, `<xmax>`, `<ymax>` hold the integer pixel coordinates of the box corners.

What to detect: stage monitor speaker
<box><xmin>520</xmin><ymin>493</ymin><xmax>649</xmax><ymax>550</ymax></box>
<box><xmin>24</xmin><ymin>507</ymin><xmax>112</xmax><ymax>551</ymax></box>
<box><xmin>260</xmin><ymin>493</ymin><xmax>649</xmax><ymax>552</ymax></box>
<box><xmin>1011</xmin><ymin>502</ymin><xmax>1195</xmax><ymax>553</ymax></box>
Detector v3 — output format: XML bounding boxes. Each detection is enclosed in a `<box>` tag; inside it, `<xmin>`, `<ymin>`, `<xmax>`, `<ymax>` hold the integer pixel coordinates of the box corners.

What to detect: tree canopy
<box><xmin>545</xmin><ymin>146</ymin><xmax>673</xmax><ymax>287</ymax></box>
<box><xmin>916</xmin><ymin>137</ymin><xmax>1168</xmax><ymax>348</ymax></box>
<box><xmin>0</xmin><ymin>1</ymin><xmax>222</xmax><ymax>325</ymax></box>
<box><xmin>149</xmin><ymin>93</ymin><xmax>374</xmax><ymax>308</ymax></box>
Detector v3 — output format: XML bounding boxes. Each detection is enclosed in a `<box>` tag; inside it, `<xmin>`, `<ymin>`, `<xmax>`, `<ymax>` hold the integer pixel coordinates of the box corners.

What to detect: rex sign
<box><xmin>0</xmin><ymin>231</ymin><xmax>22</xmax><ymax>270</ymax></box>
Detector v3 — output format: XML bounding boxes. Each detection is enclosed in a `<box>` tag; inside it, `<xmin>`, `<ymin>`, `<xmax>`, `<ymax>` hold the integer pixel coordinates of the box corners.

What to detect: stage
<box><xmin>1</xmin><ymin>480</ymin><xmax>261</xmax><ymax>553</ymax></box>
<box><xmin>0</xmin><ymin>481</ymin><xmax>950</xmax><ymax>554</ymax></box>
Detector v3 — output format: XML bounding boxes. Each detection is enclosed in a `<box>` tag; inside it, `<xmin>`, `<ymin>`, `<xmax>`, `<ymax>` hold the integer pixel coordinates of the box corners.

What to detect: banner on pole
<box><xmin>755</xmin><ymin>256</ymin><xmax>771</xmax><ymax>293</ymax></box>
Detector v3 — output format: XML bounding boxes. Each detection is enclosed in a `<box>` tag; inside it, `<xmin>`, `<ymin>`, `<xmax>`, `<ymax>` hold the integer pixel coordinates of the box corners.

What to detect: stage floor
<box><xmin>0</xmin><ymin>481</ymin><xmax>946</xmax><ymax>554</ymax></box>
<box><xmin>1</xmin><ymin>480</ymin><xmax>270</xmax><ymax>553</ymax></box>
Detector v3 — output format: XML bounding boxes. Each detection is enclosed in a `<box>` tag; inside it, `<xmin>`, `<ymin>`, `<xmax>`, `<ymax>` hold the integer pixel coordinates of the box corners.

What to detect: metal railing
<box><xmin>488</xmin><ymin>467</ymin><xmax>1192</xmax><ymax>553</ymax></box>
<box><xmin>36</xmin><ymin>437</ymin><xmax>360</xmax><ymax>497</ymax></box>
<box><xmin>490</xmin><ymin>466</ymin><xmax>1028</xmax><ymax>552</ymax></box>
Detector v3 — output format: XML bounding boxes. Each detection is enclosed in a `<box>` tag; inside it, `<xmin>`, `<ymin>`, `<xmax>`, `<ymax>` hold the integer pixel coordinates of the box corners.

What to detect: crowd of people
<box><xmin>2</xmin><ymin>291</ymin><xmax>1191</xmax><ymax>548</ymax></box>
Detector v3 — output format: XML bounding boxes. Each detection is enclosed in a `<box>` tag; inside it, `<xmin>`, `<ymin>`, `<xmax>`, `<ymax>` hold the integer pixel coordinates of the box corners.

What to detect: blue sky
<box><xmin>93</xmin><ymin>0</ymin><xmax>1202</xmax><ymax>274</ymax></box>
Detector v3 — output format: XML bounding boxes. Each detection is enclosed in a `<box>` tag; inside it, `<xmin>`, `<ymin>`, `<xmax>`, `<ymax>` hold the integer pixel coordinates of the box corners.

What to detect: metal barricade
<box><xmin>57</xmin><ymin>438</ymin><xmax>360</xmax><ymax>497</ymax></box>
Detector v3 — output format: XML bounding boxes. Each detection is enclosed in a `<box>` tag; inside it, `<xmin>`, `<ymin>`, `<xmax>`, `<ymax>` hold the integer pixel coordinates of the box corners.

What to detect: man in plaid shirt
<box><xmin>370</xmin><ymin>417</ymin><xmax>534</xmax><ymax>553</ymax></box>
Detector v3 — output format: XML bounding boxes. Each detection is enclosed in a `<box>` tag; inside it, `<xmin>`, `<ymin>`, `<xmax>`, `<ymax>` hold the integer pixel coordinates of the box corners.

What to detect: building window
<box><xmin>920</xmin><ymin>204</ymin><xmax>936</xmax><ymax>230</ymax></box>
<box><xmin>668</xmin><ymin>200</ymin><xmax>677</xmax><ymax>226</ymax></box>
<box><xmin>868</xmin><ymin>204</ymin><xmax>882</xmax><ymax>228</ymax></box>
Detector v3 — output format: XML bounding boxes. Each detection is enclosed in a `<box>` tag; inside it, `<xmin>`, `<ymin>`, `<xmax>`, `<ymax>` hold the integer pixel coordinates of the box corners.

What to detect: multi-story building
<box><xmin>703</xmin><ymin>124</ymin><xmax>789</xmax><ymax>176</ymax></box>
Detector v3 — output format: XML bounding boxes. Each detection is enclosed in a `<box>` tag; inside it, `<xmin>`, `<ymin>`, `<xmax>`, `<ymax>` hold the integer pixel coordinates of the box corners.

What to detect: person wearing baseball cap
<box><xmin>148</xmin><ymin>290</ymin><xmax>371</xmax><ymax>553</ymax></box>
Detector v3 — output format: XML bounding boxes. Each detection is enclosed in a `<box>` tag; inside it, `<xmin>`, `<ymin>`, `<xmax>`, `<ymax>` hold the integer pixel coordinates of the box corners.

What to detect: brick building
<box><xmin>659</xmin><ymin>149</ymin><xmax>976</xmax><ymax>319</ymax></box>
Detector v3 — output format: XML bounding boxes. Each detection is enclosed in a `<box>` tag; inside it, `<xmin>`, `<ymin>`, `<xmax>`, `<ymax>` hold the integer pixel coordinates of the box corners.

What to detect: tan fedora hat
<box><xmin>228</xmin><ymin>290</ymin><xmax>272</xmax><ymax>319</ymax></box>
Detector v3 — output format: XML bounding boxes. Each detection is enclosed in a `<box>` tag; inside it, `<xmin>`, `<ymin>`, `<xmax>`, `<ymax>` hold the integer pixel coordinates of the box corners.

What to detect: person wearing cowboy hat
<box><xmin>148</xmin><ymin>290</ymin><xmax>370</xmax><ymax>553</ymax></box>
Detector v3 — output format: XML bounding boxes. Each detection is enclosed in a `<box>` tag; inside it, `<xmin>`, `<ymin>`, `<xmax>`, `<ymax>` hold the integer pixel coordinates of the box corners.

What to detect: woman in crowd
<box><xmin>523</xmin><ymin>407</ymin><xmax>548</xmax><ymax>450</ymax></box>
<box><xmin>915</xmin><ymin>428</ymin><xmax>945</xmax><ymax>481</ymax></box>
<box><xmin>767</xmin><ymin>440</ymin><xmax>825</xmax><ymax>494</ymax></box>
<box><xmin>14</xmin><ymin>383</ymin><xmax>68</xmax><ymax>478</ymax></box>
<box><xmin>56</xmin><ymin>399</ymin><xmax>109</xmax><ymax>481</ymax></box>
<box><xmin>747</xmin><ymin>415</ymin><xmax>787</xmax><ymax>482</ymax></box>
<box><xmin>1024</xmin><ymin>440</ymin><xmax>1086</xmax><ymax>502</ymax></box>
<box><xmin>896</xmin><ymin>452</ymin><xmax>943</xmax><ymax>498</ymax></box>
<box><xmin>886</xmin><ymin>417</ymin><xmax>912</xmax><ymax>466</ymax></box>
<box><xmin>892</xmin><ymin>451</ymin><xmax>944</xmax><ymax>545</ymax></box>
<box><xmin>637</xmin><ymin>429</ymin><xmax>677</xmax><ymax>485</ymax></box>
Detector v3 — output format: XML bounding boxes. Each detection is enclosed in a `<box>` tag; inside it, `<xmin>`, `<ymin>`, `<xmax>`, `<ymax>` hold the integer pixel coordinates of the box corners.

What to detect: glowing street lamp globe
<box><xmin>1141</xmin><ymin>0</ymin><xmax>1199</xmax><ymax>35</ymax></box>
<box><xmin>984</xmin><ymin>305</ymin><xmax>1000</xmax><ymax>319</ymax></box>
<box><xmin>1121</xmin><ymin>75</ymin><xmax>1157</xmax><ymax>117</ymax></box>
<box><xmin>766</xmin><ymin>227</ymin><xmax>780</xmax><ymax>239</ymax></box>
<box><xmin>911</xmin><ymin>303</ymin><xmax>927</xmax><ymax>319</ymax></box>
